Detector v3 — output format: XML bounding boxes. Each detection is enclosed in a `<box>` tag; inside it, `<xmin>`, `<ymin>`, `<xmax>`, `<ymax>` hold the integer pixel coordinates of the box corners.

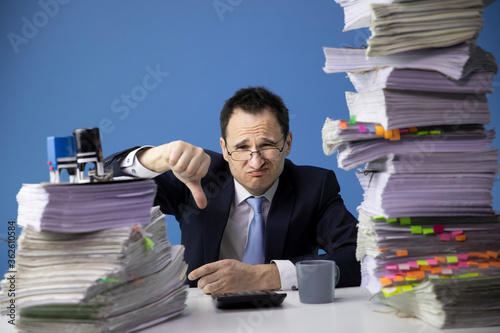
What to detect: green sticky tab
<box><xmin>439</xmin><ymin>276</ymin><xmax>450</xmax><ymax>279</ymax></box>
<box><xmin>399</xmin><ymin>217</ymin><xmax>411</xmax><ymax>225</ymax></box>
<box><xmin>99</xmin><ymin>278</ymin><xmax>120</xmax><ymax>283</ymax></box>
<box><xmin>417</xmin><ymin>260</ymin><xmax>428</xmax><ymax>266</ymax></box>
<box><xmin>411</xmin><ymin>226</ymin><xmax>422</xmax><ymax>234</ymax></box>
<box><xmin>386</xmin><ymin>218</ymin><xmax>398</xmax><ymax>224</ymax></box>
<box><xmin>144</xmin><ymin>237</ymin><xmax>155</xmax><ymax>251</ymax></box>
<box><xmin>429</xmin><ymin>130</ymin><xmax>441</xmax><ymax>135</ymax></box>
<box><xmin>417</xmin><ymin>131</ymin><xmax>429</xmax><ymax>136</ymax></box>
<box><xmin>446</xmin><ymin>256</ymin><xmax>458</xmax><ymax>263</ymax></box>
<box><xmin>423</xmin><ymin>228</ymin><xmax>434</xmax><ymax>235</ymax></box>
<box><xmin>373</xmin><ymin>216</ymin><xmax>385</xmax><ymax>220</ymax></box>
<box><xmin>349</xmin><ymin>115</ymin><xmax>356</xmax><ymax>125</ymax></box>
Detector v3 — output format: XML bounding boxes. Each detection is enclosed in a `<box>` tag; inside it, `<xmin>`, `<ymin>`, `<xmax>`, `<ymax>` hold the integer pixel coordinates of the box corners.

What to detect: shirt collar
<box><xmin>233</xmin><ymin>179</ymin><xmax>279</xmax><ymax>206</ymax></box>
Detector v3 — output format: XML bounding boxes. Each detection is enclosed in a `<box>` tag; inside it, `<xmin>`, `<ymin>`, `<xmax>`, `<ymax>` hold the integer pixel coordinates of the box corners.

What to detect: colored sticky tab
<box><xmin>358</xmin><ymin>125</ymin><xmax>366</xmax><ymax>132</ymax></box>
<box><xmin>399</xmin><ymin>129</ymin><xmax>409</xmax><ymax>133</ymax></box>
<box><xmin>373</xmin><ymin>216</ymin><xmax>385</xmax><ymax>220</ymax></box>
<box><xmin>417</xmin><ymin>260</ymin><xmax>428</xmax><ymax>266</ymax></box>
<box><xmin>487</xmin><ymin>251</ymin><xmax>498</xmax><ymax>259</ymax></box>
<box><xmin>421</xmin><ymin>265</ymin><xmax>432</xmax><ymax>271</ymax></box>
<box><xmin>398</xmin><ymin>263</ymin><xmax>410</xmax><ymax>271</ymax></box>
<box><xmin>411</xmin><ymin>226</ymin><xmax>422</xmax><ymax>234</ymax></box>
<box><xmin>386</xmin><ymin>265</ymin><xmax>398</xmax><ymax>270</ymax></box>
<box><xmin>394</xmin><ymin>275</ymin><xmax>405</xmax><ymax>282</ymax></box>
<box><xmin>401</xmin><ymin>285</ymin><xmax>413</xmax><ymax>292</ymax></box>
<box><xmin>479</xmin><ymin>263</ymin><xmax>490</xmax><ymax>269</ymax></box>
<box><xmin>375</xmin><ymin>126</ymin><xmax>385</xmax><ymax>136</ymax></box>
<box><xmin>390</xmin><ymin>129</ymin><xmax>401</xmax><ymax>141</ymax></box>
<box><xmin>446</xmin><ymin>256</ymin><xmax>458</xmax><ymax>263</ymax></box>
<box><xmin>99</xmin><ymin>278</ymin><xmax>120</xmax><ymax>283</ymax></box>
<box><xmin>379</xmin><ymin>277</ymin><xmax>392</xmax><ymax>287</ymax></box>
<box><xmin>451</xmin><ymin>230</ymin><xmax>463</xmax><ymax>237</ymax></box>
<box><xmin>377</xmin><ymin>248</ymin><xmax>390</xmax><ymax>252</ymax></box>
<box><xmin>339</xmin><ymin>121</ymin><xmax>347</xmax><ymax>129</ymax></box>
<box><xmin>431</xmin><ymin>267</ymin><xmax>442</xmax><ymax>274</ymax></box>
<box><xmin>408</xmin><ymin>261</ymin><xmax>419</xmax><ymax>269</ymax></box>
<box><xmin>396</xmin><ymin>250</ymin><xmax>408</xmax><ymax>257</ymax></box>
<box><xmin>435</xmin><ymin>256</ymin><xmax>446</xmax><ymax>263</ymax></box>
<box><xmin>144</xmin><ymin>237</ymin><xmax>155</xmax><ymax>251</ymax></box>
<box><xmin>455</xmin><ymin>234</ymin><xmax>467</xmax><ymax>242</ymax></box>
<box><xmin>423</xmin><ymin>228</ymin><xmax>434</xmax><ymax>235</ymax></box>
<box><xmin>441</xmin><ymin>268</ymin><xmax>453</xmax><ymax>275</ymax></box>
<box><xmin>399</xmin><ymin>217</ymin><xmax>411</xmax><ymax>225</ymax></box>
<box><xmin>386</xmin><ymin>218</ymin><xmax>398</xmax><ymax>224</ymax></box>
<box><xmin>349</xmin><ymin>115</ymin><xmax>356</xmax><ymax>124</ymax></box>
<box><xmin>440</xmin><ymin>233</ymin><xmax>451</xmax><ymax>241</ymax></box>
<box><xmin>489</xmin><ymin>261</ymin><xmax>500</xmax><ymax>267</ymax></box>
<box><xmin>448</xmin><ymin>265</ymin><xmax>459</xmax><ymax>270</ymax></box>
<box><xmin>457</xmin><ymin>254</ymin><xmax>468</xmax><ymax>260</ymax></box>
<box><xmin>429</xmin><ymin>130</ymin><xmax>442</xmax><ymax>135</ymax></box>
<box><xmin>427</xmin><ymin>259</ymin><xmax>438</xmax><ymax>265</ymax></box>
<box><xmin>384</xmin><ymin>129</ymin><xmax>393</xmax><ymax>139</ymax></box>
<box><xmin>468</xmin><ymin>261</ymin><xmax>479</xmax><ymax>266</ymax></box>
<box><xmin>417</xmin><ymin>131</ymin><xmax>429</xmax><ymax>136</ymax></box>
<box><xmin>409</xmin><ymin>127</ymin><xmax>418</xmax><ymax>132</ymax></box>
<box><xmin>382</xmin><ymin>287</ymin><xmax>401</xmax><ymax>297</ymax></box>
<box><xmin>406</xmin><ymin>271</ymin><xmax>425</xmax><ymax>280</ymax></box>
<box><xmin>458</xmin><ymin>261</ymin><xmax>469</xmax><ymax>268</ymax></box>
<box><xmin>433</xmin><ymin>225</ymin><xmax>444</xmax><ymax>233</ymax></box>
<box><xmin>367</xmin><ymin>126</ymin><xmax>375</xmax><ymax>132</ymax></box>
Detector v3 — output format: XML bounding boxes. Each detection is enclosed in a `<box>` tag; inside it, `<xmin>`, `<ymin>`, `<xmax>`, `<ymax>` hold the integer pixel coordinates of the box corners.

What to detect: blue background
<box><xmin>1</xmin><ymin>0</ymin><xmax>499</xmax><ymax>275</ymax></box>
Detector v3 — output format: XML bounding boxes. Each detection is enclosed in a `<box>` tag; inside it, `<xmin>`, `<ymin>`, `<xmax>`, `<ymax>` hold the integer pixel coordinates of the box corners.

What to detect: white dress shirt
<box><xmin>120</xmin><ymin>147</ymin><xmax>298</xmax><ymax>290</ymax></box>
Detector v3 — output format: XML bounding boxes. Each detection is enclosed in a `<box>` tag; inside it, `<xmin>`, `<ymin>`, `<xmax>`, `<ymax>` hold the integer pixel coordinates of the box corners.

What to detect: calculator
<box><xmin>211</xmin><ymin>291</ymin><xmax>287</xmax><ymax>309</ymax></box>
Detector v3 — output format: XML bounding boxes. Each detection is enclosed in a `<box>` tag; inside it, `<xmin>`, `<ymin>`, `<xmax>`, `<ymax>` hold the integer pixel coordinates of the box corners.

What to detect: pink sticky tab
<box><xmin>451</xmin><ymin>230</ymin><xmax>463</xmax><ymax>237</ymax></box>
<box><xmin>457</xmin><ymin>254</ymin><xmax>468</xmax><ymax>260</ymax></box>
<box><xmin>408</xmin><ymin>261</ymin><xmax>419</xmax><ymax>269</ymax></box>
<box><xmin>458</xmin><ymin>261</ymin><xmax>469</xmax><ymax>268</ymax></box>
<box><xmin>386</xmin><ymin>274</ymin><xmax>396</xmax><ymax>279</ymax></box>
<box><xmin>358</xmin><ymin>125</ymin><xmax>366</xmax><ymax>132</ymax></box>
<box><xmin>386</xmin><ymin>265</ymin><xmax>398</xmax><ymax>270</ymax></box>
<box><xmin>433</xmin><ymin>225</ymin><xmax>444</xmax><ymax>234</ymax></box>
<box><xmin>447</xmin><ymin>265</ymin><xmax>459</xmax><ymax>270</ymax></box>
<box><xmin>440</xmin><ymin>233</ymin><xmax>451</xmax><ymax>241</ymax></box>
<box><xmin>427</xmin><ymin>259</ymin><xmax>438</xmax><ymax>265</ymax></box>
<box><xmin>399</xmin><ymin>129</ymin><xmax>409</xmax><ymax>133</ymax></box>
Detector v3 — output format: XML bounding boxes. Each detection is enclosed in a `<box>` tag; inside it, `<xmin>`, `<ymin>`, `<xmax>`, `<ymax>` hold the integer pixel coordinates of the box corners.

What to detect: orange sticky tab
<box><xmin>421</xmin><ymin>265</ymin><xmax>432</xmax><ymax>271</ymax></box>
<box><xmin>455</xmin><ymin>234</ymin><xmax>467</xmax><ymax>242</ymax></box>
<box><xmin>406</xmin><ymin>271</ymin><xmax>425</xmax><ymax>280</ymax></box>
<box><xmin>478</xmin><ymin>263</ymin><xmax>490</xmax><ymax>269</ymax></box>
<box><xmin>431</xmin><ymin>267</ymin><xmax>442</xmax><ymax>274</ymax></box>
<box><xmin>489</xmin><ymin>261</ymin><xmax>500</xmax><ymax>267</ymax></box>
<box><xmin>396</xmin><ymin>250</ymin><xmax>408</xmax><ymax>257</ymax></box>
<box><xmin>435</xmin><ymin>256</ymin><xmax>446</xmax><ymax>263</ymax></box>
<box><xmin>390</xmin><ymin>129</ymin><xmax>401</xmax><ymax>141</ymax></box>
<box><xmin>487</xmin><ymin>251</ymin><xmax>498</xmax><ymax>259</ymax></box>
<box><xmin>468</xmin><ymin>261</ymin><xmax>479</xmax><ymax>266</ymax></box>
<box><xmin>468</xmin><ymin>252</ymin><xmax>480</xmax><ymax>258</ymax></box>
<box><xmin>339</xmin><ymin>121</ymin><xmax>347</xmax><ymax>129</ymax></box>
<box><xmin>384</xmin><ymin>129</ymin><xmax>393</xmax><ymax>139</ymax></box>
<box><xmin>377</xmin><ymin>248</ymin><xmax>390</xmax><ymax>252</ymax></box>
<box><xmin>409</xmin><ymin>127</ymin><xmax>418</xmax><ymax>133</ymax></box>
<box><xmin>379</xmin><ymin>277</ymin><xmax>392</xmax><ymax>287</ymax></box>
<box><xmin>478</xmin><ymin>252</ymin><xmax>489</xmax><ymax>259</ymax></box>
<box><xmin>375</xmin><ymin>126</ymin><xmax>385</xmax><ymax>136</ymax></box>
<box><xmin>394</xmin><ymin>275</ymin><xmax>405</xmax><ymax>282</ymax></box>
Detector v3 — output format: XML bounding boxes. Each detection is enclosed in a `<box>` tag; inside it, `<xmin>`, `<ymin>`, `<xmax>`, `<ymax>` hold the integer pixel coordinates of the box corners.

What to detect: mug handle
<box><xmin>334</xmin><ymin>264</ymin><xmax>340</xmax><ymax>286</ymax></box>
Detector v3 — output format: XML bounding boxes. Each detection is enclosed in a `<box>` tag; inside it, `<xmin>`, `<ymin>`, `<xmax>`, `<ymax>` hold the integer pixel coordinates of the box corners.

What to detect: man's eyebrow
<box><xmin>232</xmin><ymin>137</ymin><xmax>280</xmax><ymax>148</ymax></box>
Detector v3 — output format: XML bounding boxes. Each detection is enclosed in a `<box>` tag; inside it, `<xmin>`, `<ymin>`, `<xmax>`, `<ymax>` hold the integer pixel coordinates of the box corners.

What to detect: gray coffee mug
<box><xmin>296</xmin><ymin>260</ymin><xmax>340</xmax><ymax>304</ymax></box>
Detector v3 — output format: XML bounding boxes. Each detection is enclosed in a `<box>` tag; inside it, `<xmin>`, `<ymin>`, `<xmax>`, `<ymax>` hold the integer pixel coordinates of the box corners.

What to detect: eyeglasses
<box><xmin>225</xmin><ymin>135</ymin><xmax>287</xmax><ymax>161</ymax></box>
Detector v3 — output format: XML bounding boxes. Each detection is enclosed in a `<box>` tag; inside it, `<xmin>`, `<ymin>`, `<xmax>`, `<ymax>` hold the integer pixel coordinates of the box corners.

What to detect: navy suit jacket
<box><xmin>105</xmin><ymin>149</ymin><xmax>361</xmax><ymax>288</ymax></box>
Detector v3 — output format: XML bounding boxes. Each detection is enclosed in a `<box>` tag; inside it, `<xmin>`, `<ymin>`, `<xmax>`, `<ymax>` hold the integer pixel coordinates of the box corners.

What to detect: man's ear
<box><xmin>284</xmin><ymin>132</ymin><xmax>293</xmax><ymax>157</ymax></box>
<box><xmin>220</xmin><ymin>137</ymin><xmax>229</xmax><ymax>162</ymax></box>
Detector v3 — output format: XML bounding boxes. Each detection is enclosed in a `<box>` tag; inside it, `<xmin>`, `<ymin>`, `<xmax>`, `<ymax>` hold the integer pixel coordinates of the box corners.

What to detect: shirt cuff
<box><xmin>271</xmin><ymin>260</ymin><xmax>298</xmax><ymax>291</ymax></box>
<box><xmin>119</xmin><ymin>146</ymin><xmax>161</xmax><ymax>178</ymax></box>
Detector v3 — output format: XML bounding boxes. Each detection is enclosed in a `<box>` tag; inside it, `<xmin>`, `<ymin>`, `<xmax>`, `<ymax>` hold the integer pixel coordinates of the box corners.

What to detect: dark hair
<box><xmin>220</xmin><ymin>86</ymin><xmax>289</xmax><ymax>139</ymax></box>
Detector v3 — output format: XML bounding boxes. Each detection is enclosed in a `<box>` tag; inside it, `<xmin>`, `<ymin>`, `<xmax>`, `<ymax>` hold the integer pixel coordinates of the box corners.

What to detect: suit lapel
<box><xmin>266</xmin><ymin>171</ymin><xmax>294</xmax><ymax>262</ymax></box>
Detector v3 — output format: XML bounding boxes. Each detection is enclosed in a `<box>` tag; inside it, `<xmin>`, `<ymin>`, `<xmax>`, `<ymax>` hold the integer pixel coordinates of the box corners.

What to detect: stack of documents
<box><xmin>16</xmin><ymin>179</ymin><xmax>157</xmax><ymax>233</ymax></box>
<box><xmin>0</xmin><ymin>178</ymin><xmax>189</xmax><ymax>332</ymax></box>
<box><xmin>322</xmin><ymin>0</ymin><xmax>500</xmax><ymax>329</ymax></box>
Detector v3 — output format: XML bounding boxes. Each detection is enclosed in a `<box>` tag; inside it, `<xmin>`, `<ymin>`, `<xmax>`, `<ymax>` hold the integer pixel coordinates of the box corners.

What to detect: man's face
<box><xmin>220</xmin><ymin>107</ymin><xmax>292</xmax><ymax>196</ymax></box>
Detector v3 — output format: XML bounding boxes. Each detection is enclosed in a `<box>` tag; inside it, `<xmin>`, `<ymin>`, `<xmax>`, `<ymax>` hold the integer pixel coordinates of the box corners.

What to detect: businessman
<box><xmin>105</xmin><ymin>86</ymin><xmax>360</xmax><ymax>294</ymax></box>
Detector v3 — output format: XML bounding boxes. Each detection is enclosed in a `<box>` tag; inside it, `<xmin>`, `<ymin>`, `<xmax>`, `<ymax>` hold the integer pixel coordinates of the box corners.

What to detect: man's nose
<box><xmin>248</xmin><ymin>151</ymin><xmax>265</xmax><ymax>168</ymax></box>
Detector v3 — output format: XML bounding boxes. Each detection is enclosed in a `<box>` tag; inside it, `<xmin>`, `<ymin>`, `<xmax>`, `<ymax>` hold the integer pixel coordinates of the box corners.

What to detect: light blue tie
<box><xmin>242</xmin><ymin>197</ymin><xmax>266</xmax><ymax>265</ymax></box>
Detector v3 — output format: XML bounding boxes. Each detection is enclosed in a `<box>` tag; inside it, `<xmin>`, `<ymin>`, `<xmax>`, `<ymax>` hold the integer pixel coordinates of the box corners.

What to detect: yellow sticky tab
<box><xmin>423</xmin><ymin>228</ymin><xmax>434</xmax><ymax>235</ymax></box>
<box><xmin>411</xmin><ymin>226</ymin><xmax>422</xmax><ymax>234</ymax></box>
<box><xmin>429</xmin><ymin>130</ymin><xmax>441</xmax><ymax>135</ymax></box>
<box><xmin>373</xmin><ymin>216</ymin><xmax>385</xmax><ymax>220</ymax></box>
<box><xmin>375</xmin><ymin>126</ymin><xmax>385</xmax><ymax>136</ymax></box>
<box><xmin>401</xmin><ymin>285</ymin><xmax>413</xmax><ymax>292</ymax></box>
<box><xmin>384</xmin><ymin>129</ymin><xmax>393</xmax><ymax>139</ymax></box>
<box><xmin>446</xmin><ymin>256</ymin><xmax>458</xmax><ymax>263</ymax></box>
<box><xmin>417</xmin><ymin>260</ymin><xmax>428</xmax><ymax>266</ymax></box>
<box><xmin>382</xmin><ymin>287</ymin><xmax>401</xmax><ymax>297</ymax></box>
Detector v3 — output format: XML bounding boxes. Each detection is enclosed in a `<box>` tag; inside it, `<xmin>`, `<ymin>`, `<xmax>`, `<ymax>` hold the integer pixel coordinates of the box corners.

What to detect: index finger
<box><xmin>188</xmin><ymin>262</ymin><xmax>219</xmax><ymax>281</ymax></box>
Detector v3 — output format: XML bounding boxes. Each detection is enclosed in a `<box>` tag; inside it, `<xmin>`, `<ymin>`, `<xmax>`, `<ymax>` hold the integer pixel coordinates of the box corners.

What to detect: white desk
<box><xmin>1</xmin><ymin>287</ymin><xmax>499</xmax><ymax>333</ymax></box>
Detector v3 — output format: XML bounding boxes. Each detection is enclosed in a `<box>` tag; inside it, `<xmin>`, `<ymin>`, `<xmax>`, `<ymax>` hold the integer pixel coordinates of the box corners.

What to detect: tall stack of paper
<box><xmin>0</xmin><ymin>179</ymin><xmax>189</xmax><ymax>332</ymax></box>
<box><xmin>322</xmin><ymin>0</ymin><xmax>500</xmax><ymax>329</ymax></box>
